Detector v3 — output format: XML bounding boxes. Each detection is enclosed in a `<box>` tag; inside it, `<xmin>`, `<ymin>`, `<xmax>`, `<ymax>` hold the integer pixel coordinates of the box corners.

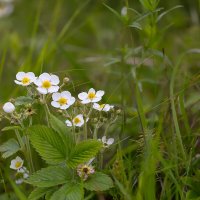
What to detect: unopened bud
<box><xmin>63</xmin><ymin>77</ymin><xmax>70</xmax><ymax>84</ymax></box>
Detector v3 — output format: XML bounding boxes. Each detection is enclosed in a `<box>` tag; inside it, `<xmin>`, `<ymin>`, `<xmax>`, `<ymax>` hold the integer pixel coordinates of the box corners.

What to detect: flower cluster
<box><xmin>10</xmin><ymin>156</ymin><xmax>29</xmax><ymax>184</ymax></box>
<box><xmin>1</xmin><ymin>71</ymin><xmax>118</xmax><ymax>184</ymax></box>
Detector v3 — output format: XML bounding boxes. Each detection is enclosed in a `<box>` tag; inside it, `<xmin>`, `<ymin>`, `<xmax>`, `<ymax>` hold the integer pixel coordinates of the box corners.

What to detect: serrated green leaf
<box><xmin>45</xmin><ymin>188</ymin><xmax>57</xmax><ymax>200</ymax></box>
<box><xmin>28</xmin><ymin>125</ymin><xmax>67</xmax><ymax>164</ymax></box>
<box><xmin>84</xmin><ymin>172</ymin><xmax>113</xmax><ymax>191</ymax></box>
<box><xmin>49</xmin><ymin>114</ymin><xmax>74</xmax><ymax>152</ymax></box>
<box><xmin>0</xmin><ymin>139</ymin><xmax>20</xmax><ymax>158</ymax></box>
<box><xmin>28</xmin><ymin>187</ymin><xmax>55</xmax><ymax>200</ymax></box>
<box><xmin>68</xmin><ymin>140</ymin><xmax>102</xmax><ymax>168</ymax></box>
<box><xmin>50</xmin><ymin>183</ymin><xmax>83</xmax><ymax>200</ymax></box>
<box><xmin>26</xmin><ymin>165</ymin><xmax>72</xmax><ymax>187</ymax></box>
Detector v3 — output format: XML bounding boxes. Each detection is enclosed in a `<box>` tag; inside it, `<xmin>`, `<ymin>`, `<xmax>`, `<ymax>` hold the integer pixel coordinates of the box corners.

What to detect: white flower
<box><xmin>51</xmin><ymin>91</ymin><xmax>75</xmax><ymax>110</ymax></box>
<box><xmin>34</xmin><ymin>72</ymin><xmax>60</xmax><ymax>94</ymax></box>
<box><xmin>99</xmin><ymin>136</ymin><xmax>114</xmax><ymax>148</ymax></box>
<box><xmin>14</xmin><ymin>72</ymin><xmax>36</xmax><ymax>86</ymax></box>
<box><xmin>3</xmin><ymin>102</ymin><xmax>15</xmax><ymax>113</ymax></box>
<box><xmin>78</xmin><ymin>88</ymin><xmax>104</xmax><ymax>104</ymax></box>
<box><xmin>10</xmin><ymin>156</ymin><xmax>24</xmax><ymax>170</ymax></box>
<box><xmin>65</xmin><ymin>114</ymin><xmax>85</xmax><ymax>127</ymax></box>
<box><xmin>93</xmin><ymin>103</ymin><xmax>114</xmax><ymax>112</ymax></box>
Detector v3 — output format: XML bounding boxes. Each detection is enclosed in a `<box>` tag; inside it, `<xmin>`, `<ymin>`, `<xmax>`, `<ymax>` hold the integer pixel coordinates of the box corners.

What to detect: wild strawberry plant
<box><xmin>0</xmin><ymin>72</ymin><xmax>119</xmax><ymax>200</ymax></box>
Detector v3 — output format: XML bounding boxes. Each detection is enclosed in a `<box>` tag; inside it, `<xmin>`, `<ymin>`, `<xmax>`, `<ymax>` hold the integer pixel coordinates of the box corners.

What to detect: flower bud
<box><xmin>63</xmin><ymin>77</ymin><xmax>70</xmax><ymax>84</ymax></box>
<box><xmin>3</xmin><ymin>102</ymin><xmax>15</xmax><ymax>113</ymax></box>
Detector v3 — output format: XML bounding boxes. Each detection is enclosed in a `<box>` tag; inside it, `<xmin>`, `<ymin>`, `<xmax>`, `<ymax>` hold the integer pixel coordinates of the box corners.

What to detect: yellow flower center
<box><xmin>58</xmin><ymin>97</ymin><xmax>68</xmax><ymax>105</ymax></box>
<box><xmin>42</xmin><ymin>80</ymin><xmax>51</xmax><ymax>89</ymax></box>
<box><xmin>22</xmin><ymin>77</ymin><xmax>30</xmax><ymax>84</ymax></box>
<box><xmin>74</xmin><ymin>117</ymin><xmax>81</xmax><ymax>124</ymax></box>
<box><xmin>99</xmin><ymin>104</ymin><xmax>105</xmax><ymax>109</ymax></box>
<box><xmin>15</xmin><ymin>161</ymin><xmax>22</xmax><ymax>169</ymax></box>
<box><xmin>88</xmin><ymin>92</ymin><xmax>96</xmax><ymax>100</ymax></box>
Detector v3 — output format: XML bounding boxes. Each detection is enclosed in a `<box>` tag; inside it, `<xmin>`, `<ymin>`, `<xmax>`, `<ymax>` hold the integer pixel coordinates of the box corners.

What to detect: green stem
<box><xmin>93</xmin><ymin>126</ymin><xmax>98</xmax><ymax>140</ymax></box>
<box><xmin>15</xmin><ymin>130</ymin><xmax>24</xmax><ymax>149</ymax></box>
<box><xmin>84</xmin><ymin>121</ymin><xmax>87</xmax><ymax>140</ymax></box>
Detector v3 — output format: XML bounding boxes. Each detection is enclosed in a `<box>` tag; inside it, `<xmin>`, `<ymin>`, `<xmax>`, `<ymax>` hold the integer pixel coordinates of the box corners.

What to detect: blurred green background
<box><xmin>0</xmin><ymin>0</ymin><xmax>200</xmax><ymax>199</ymax></box>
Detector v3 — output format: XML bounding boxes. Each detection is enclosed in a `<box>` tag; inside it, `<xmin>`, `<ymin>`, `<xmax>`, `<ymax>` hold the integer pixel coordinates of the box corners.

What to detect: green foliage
<box><xmin>67</xmin><ymin>140</ymin><xmax>102</xmax><ymax>168</ymax></box>
<box><xmin>15</xmin><ymin>96</ymin><xmax>33</xmax><ymax>106</ymax></box>
<box><xmin>49</xmin><ymin>114</ymin><xmax>74</xmax><ymax>151</ymax></box>
<box><xmin>0</xmin><ymin>139</ymin><xmax>20</xmax><ymax>158</ymax></box>
<box><xmin>26</xmin><ymin>165</ymin><xmax>72</xmax><ymax>187</ymax></box>
<box><xmin>50</xmin><ymin>183</ymin><xmax>83</xmax><ymax>200</ymax></box>
<box><xmin>28</xmin><ymin>125</ymin><xmax>67</xmax><ymax>164</ymax></box>
<box><xmin>84</xmin><ymin>172</ymin><xmax>113</xmax><ymax>191</ymax></box>
<box><xmin>28</xmin><ymin>187</ymin><xmax>55</xmax><ymax>200</ymax></box>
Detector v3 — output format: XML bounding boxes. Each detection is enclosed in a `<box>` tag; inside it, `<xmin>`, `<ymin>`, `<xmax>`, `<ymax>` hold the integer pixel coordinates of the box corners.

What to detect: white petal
<box><xmin>23</xmin><ymin>173</ymin><xmax>29</xmax><ymax>179</ymax></box>
<box><xmin>78</xmin><ymin>92</ymin><xmax>88</xmax><ymax>100</ymax></box>
<box><xmin>39</xmin><ymin>73</ymin><xmax>51</xmax><ymax>81</ymax></box>
<box><xmin>76</xmin><ymin>114</ymin><xmax>83</xmax><ymax>119</ymax></box>
<box><xmin>107</xmin><ymin>138</ymin><xmax>114</xmax><ymax>145</ymax></box>
<box><xmin>68</xmin><ymin>97</ymin><xmax>75</xmax><ymax>105</ymax></box>
<box><xmin>61</xmin><ymin>91</ymin><xmax>71</xmax><ymax>98</ymax></box>
<box><xmin>81</xmin><ymin>99</ymin><xmax>91</xmax><ymax>104</ymax></box>
<box><xmin>48</xmin><ymin>86</ymin><xmax>59</xmax><ymax>93</ymax></box>
<box><xmin>37</xmin><ymin>87</ymin><xmax>48</xmax><ymax>94</ymax></box>
<box><xmin>60</xmin><ymin>105</ymin><xmax>70</xmax><ymax>110</ymax></box>
<box><xmin>102</xmin><ymin>136</ymin><xmax>107</xmax><ymax>143</ymax></box>
<box><xmin>34</xmin><ymin>78</ymin><xmax>42</xmax><ymax>86</ymax></box>
<box><xmin>96</xmin><ymin>90</ymin><xmax>105</xmax><ymax>97</ymax></box>
<box><xmin>51</xmin><ymin>101</ymin><xmax>60</xmax><ymax>108</ymax></box>
<box><xmin>52</xmin><ymin>93</ymin><xmax>61</xmax><ymax>101</ymax></box>
<box><xmin>26</xmin><ymin>72</ymin><xmax>36</xmax><ymax>80</ymax></box>
<box><xmin>16</xmin><ymin>72</ymin><xmax>25</xmax><ymax>81</ymax></box>
<box><xmin>103</xmin><ymin>104</ymin><xmax>111</xmax><ymax>112</ymax></box>
<box><xmin>14</xmin><ymin>80</ymin><xmax>23</xmax><ymax>85</ymax></box>
<box><xmin>91</xmin><ymin>97</ymin><xmax>101</xmax><ymax>103</ymax></box>
<box><xmin>50</xmin><ymin>74</ymin><xmax>60</xmax><ymax>85</ymax></box>
<box><xmin>65</xmin><ymin>120</ymin><xmax>72</xmax><ymax>127</ymax></box>
<box><xmin>16</xmin><ymin>156</ymin><xmax>23</xmax><ymax>163</ymax></box>
<box><xmin>88</xmin><ymin>88</ymin><xmax>95</xmax><ymax>94</ymax></box>
<box><xmin>93</xmin><ymin>103</ymin><xmax>100</xmax><ymax>110</ymax></box>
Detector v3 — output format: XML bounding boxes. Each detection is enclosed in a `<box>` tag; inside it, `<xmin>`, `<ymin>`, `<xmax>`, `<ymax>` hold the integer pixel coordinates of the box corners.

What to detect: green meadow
<box><xmin>0</xmin><ymin>0</ymin><xmax>200</xmax><ymax>199</ymax></box>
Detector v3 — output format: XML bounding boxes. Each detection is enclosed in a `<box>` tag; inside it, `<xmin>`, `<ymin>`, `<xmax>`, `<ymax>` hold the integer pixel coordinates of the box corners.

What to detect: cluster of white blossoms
<box><xmin>10</xmin><ymin>156</ymin><xmax>29</xmax><ymax>184</ymax></box>
<box><xmin>0</xmin><ymin>71</ymin><xmax>117</xmax><ymax>185</ymax></box>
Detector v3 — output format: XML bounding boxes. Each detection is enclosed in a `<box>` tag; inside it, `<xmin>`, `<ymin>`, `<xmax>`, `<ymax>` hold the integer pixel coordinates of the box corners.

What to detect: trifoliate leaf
<box><xmin>28</xmin><ymin>125</ymin><xmax>67</xmax><ymax>164</ymax></box>
<box><xmin>26</xmin><ymin>165</ymin><xmax>72</xmax><ymax>187</ymax></box>
<box><xmin>84</xmin><ymin>172</ymin><xmax>113</xmax><ymax>191</ymax></box>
